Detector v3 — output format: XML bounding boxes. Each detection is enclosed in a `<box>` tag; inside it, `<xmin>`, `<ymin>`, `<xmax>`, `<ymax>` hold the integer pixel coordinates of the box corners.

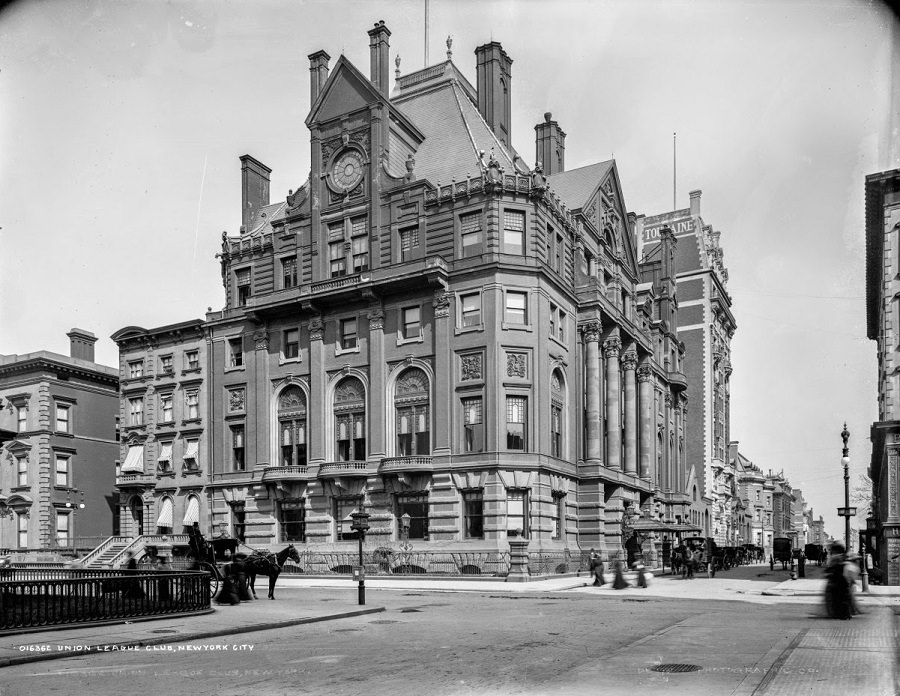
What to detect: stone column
<box><xmin>637</xmin><ymin>365</ymin><xmax>653</xmax><ymax>481</ymax></box>
<box><xmin>367</xmin><ymin>307</ymin><xmax>386</xmax><ymax>460</ymax></box>
<box><xmin>604</xmin><ymin>337</ymin><xmax>622</xmax><ymax>470</ymax></box>
<box><xmin>252</xmin><ymin>329</ymin><xmax>270</xmax><ymax>466</ymax></box>
<box><xmin>308</xmin><ymin>318</ymin><xmax>326</xmax><ymax>465</ymax></box>
<box><xmin>582</xmin><ymin>320</ymin><xmax>602</xmax><ymax>462</ymax></box>
<box><xmin>622</xmin><ymin>352</ymin><xmax>638</xmax><ymax>476</ymax></box>
<box><xmin>432</xmin><ymin>291</ymin><xmax>452</xmax><ymax>455</ymax></box>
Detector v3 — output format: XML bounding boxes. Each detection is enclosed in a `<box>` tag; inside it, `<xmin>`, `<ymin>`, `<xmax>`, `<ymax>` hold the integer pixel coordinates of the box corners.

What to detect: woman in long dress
<box><xmin>824</xmin><ymin>542</ymin><xmax>852</xmax><ymax>620</ymax></box>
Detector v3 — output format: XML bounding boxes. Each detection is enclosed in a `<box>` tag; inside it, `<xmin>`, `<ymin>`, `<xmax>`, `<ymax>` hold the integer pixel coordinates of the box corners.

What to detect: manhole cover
<box><xmin>149</xmin><ymin>629</ymin><xmax>178</xmax><ymax>634</ymax></box>
<box><xmin>400</xmin><ymin>608</ymin><xmax>422</xmax><ymax>613</ymax></box>
<box><xmin>651</xmin><ymin>664</ymin><xmax>702</xmax><ymax>673</ymax></box>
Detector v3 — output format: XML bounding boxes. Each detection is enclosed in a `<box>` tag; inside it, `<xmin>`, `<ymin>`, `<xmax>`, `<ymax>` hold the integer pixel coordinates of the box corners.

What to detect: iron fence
<box><xmin>0</xmin><ymin>568</ymin><xmax>210</xmax><ymax>632</ymax></box>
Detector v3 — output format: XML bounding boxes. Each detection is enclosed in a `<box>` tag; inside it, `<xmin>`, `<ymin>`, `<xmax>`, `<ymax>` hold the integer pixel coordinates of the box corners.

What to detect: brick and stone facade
<box><xmin>866</xmin><ymin>167</ymin><xmax>900</xmax><ymax>584</ymax></box>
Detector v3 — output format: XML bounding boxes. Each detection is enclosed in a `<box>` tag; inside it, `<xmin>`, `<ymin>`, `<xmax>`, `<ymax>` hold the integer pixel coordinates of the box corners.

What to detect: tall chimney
<box><xmin>475</xmin><ymin>42</ymin><xmax>512</xmax><ymax>147</ymax></box>
<box><xmin>308</xmin><ymin>50</ymin><xmax>331</xmax><ymax>106</ymax></box>
<box><xmin>368</xmin><ymin>20</ymin><xmax>391</xmax><ymax>98</ymax></box>
<box><xmin>689</xmin><ymin>189</ymin><xmax>702</xmax><ymax>216</ymax></box>
<box><xmin>67</xmin><ymin>328</ymin><xmax>97</xmax><ymax>363</ymax></box>
<box><xmin>240</xmin><ymin>155</ymin><xmax>272</xmax><ymax>233</ymax></box>
<box><xmin>534</xmin><ymin>112</ymin><xmax>566</xmax><ymax>175</ymax></box>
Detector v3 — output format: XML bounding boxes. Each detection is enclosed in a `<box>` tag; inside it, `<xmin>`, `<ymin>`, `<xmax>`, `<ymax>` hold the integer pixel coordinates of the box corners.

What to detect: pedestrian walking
<box><xmin>156</xmin><ymin>555</ymin><xmax>172</xmax><ymax>602</ymax></box>
<box><xmin>588</xmin><ymin>548</ymin><xmax>605</xmax><ymax>586</ymax></box>
<box><xmin>824</xmin><ymin>542</ymin><xmax>852</xmax><ymax>620</ymax></box>
<box><xmin>123</xmin><ymin>550</ymin><xmax>144</xmax><ymax>599</ymax></box>
<box><xmin>612</xmin><ymin>559</ymin><xmax>629</xmax><ymax>589</ymax></box>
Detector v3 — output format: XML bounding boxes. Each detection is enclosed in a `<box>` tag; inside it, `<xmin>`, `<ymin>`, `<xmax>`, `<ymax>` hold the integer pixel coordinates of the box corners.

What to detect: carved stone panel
<box><xmin>460</xmin><ymin>353</ymin><xmax>482</xmax><ymax>381</ymax></box>
<box><xmin>506</xmin><ymin>352</ymin><xmax>527</xmax><ymax>379</ymax></box>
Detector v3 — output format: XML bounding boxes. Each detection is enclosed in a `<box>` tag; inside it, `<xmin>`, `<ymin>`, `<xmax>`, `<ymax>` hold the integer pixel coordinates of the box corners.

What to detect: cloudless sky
<box><xmin>1</xmin><ymin>0</ymin><xmax>897</xmax><ymax>537</ymax></box>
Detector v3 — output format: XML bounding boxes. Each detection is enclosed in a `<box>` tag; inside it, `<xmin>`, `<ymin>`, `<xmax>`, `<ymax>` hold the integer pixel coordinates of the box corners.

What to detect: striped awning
<box><xmin>121</xmin><ymin>445</ymin><xmax>145</xmax><ymax>473</ymax></box>
<box><xmin>182</xmin><ymin>440</ymin><xmax>199</xmax><ymax>462</ymax></box>
<box><xmin>156</xmin><ymin>497</ymin><xmax>173</xmax><ymax>528</ymax></box>
<box><xmin>182</xmin><ymin>496</ymin><xmax>200</xmax><ymax>526</ymax></box>
<box><xmin>157</xmin><ymin>443</ymin><xmax>172</xmax><ymax>463</ymax></box>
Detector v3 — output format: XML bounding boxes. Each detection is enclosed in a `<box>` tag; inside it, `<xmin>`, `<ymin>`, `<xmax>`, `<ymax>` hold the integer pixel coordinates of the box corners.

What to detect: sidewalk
<box><xmin>1</xmin><ymin>571</ymin><xmax>897</xmax><ymax>671</ymax></box>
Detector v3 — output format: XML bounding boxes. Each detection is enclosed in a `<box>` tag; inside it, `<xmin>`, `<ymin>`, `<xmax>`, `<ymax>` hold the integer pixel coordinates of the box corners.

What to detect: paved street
<box><xmin>0</xmin><ymin>564</ymin><xmax>896</xmax><ymax>696</ymax></box>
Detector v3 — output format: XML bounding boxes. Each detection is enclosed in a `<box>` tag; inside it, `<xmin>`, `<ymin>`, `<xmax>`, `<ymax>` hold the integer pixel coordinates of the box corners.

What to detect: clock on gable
<box><xmin>331</xmin><ymin>150</ymin><xmax>365</xmax><ymax>192</ymax></box>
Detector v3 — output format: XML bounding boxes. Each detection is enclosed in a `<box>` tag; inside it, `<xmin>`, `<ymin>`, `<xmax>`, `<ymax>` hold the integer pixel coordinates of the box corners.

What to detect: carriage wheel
<box><xmin>198</xmin><ymin>562</ymin><xmax>219</xmax><ymax>598</ymax></box>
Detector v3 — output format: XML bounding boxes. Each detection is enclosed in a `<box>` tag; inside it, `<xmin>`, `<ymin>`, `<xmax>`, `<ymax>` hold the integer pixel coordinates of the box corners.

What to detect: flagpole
<box><xmin>425</xmin><ymin>0</ymin><xmax>429</xmax><ymax>66</ymax></box>
<box><xmin>673</xmin><ymin>131</ymin><xmax>677</xmax><ymax>210</ymax></box>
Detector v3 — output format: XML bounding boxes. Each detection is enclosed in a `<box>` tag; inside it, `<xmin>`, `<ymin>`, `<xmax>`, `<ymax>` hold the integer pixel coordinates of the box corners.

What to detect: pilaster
<box><xmin>604</xmin><ymin>337</ymin><xmax>622</xmax><ymax>470</ymax></box>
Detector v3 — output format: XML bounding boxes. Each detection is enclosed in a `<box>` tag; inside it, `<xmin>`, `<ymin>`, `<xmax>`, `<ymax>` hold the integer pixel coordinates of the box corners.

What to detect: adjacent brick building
<box><xmin>0</xmin><ymin>330</ymin><xmax>118</xmax><ymax>554</ymax></box>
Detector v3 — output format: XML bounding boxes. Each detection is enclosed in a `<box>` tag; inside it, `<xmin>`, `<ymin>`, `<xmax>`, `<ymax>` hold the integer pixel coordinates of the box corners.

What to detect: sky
<box><xmin>1</xmin><ymin>0</ymin><xmax>897</xmax><ymax>538</ymax></box>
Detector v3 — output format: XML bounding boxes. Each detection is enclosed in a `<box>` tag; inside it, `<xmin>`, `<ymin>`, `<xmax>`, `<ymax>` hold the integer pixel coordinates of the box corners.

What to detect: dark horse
<box><xmin>244</xmin><ymin>545</ymin><xmax>301</xmax><ymax>600</ymax></box>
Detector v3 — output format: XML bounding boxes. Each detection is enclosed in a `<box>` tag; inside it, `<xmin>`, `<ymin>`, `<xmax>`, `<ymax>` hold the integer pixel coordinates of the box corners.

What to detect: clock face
<box><xmin>332</xmin><ymin>151</ymin><xmax>364</xmax><ymax>191</ymax></box>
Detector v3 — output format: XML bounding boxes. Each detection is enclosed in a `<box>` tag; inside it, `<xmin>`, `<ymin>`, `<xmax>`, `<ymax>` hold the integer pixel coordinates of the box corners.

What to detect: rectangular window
<box><xmin>17</xmin><ymin>513</ymin><xmax>27</xmax><ymax>548</ymax></box>
<box><xmin>397</xmin><ymin>405</ymin><xmax>430</xmax><ymax>456</ymax></box>
<box><xmin>55</xmin><ymin>404</ymin><xmax>70</xmax><ymax>433</ymax></box>
<box><xmin>352</xmin><ymin>235</ymin><xmax>369</xmax><ymax>273</ymax></box>
<box><xmin>186</xmin><ymin>350</ymin><xmax>200</xmax><ymax>370</ymax></box>
<box><xmin>228</xmin><ymin>337</ymin><xmax>243</xmax><ymax>367</ymax></box>
<box><xmin>340</xmin><ymin>318</ymin><xmax>357</xmax><ymax>350</ymax></box>
<box><xmin>280</xmin><ymin>500</ymin><xmax>306</xmax><ymax>543</ymax></box>
<box><xmin>160</xmin><ymin>393</ymin><xmax>174</xmax><ymax>422</ymax></box>
<box><xmin>506</xmin><ymin>396</ymin><xmax>527</xmax><ymax>450</ymax></box>
<box><xmin>547</xmin><ymin>226</ymin><xmax>555</xmax><ymax>266</ymax></box>
<box><xmin>282</xmin><ymin>256</ymin><xmax>298</xmax><ymax>288</ymax></box>
<box><xmin>463</xmin><ymin>490</ymin><xmax>484</xmax><ymax>539</ymax></box>
<box><xmin>232</xmin><ymin>425</ymin><xmax>245</xmax><ymax>471</ymax></box>
<box><xmin>460</xmin><ymin>212</ymin><xmax>483</xmax><ymax>257</ymax></box>
<box><xmin>502</xmin><ymin>209</ymin><xmax>525</xmax><ymax>255</ymax></box>
<box><xmin>329</xmin><ymin>241</ymin><xmax>347</xmax><ymax>277</ymax></box>
<box><xmin>328</xmin><ymin>221</ymin><xmax>345</xmax><ymax>240</ymax></box>
<box><xmin>551</xmin><ymin>404</ymin><xmax>563</xmax><ymax>457</ymax></box>
<box><xmin>397</xmin><ymin>493</ymin><xmax>429</xmax><ymax>540</ymax></box>
<box><xmin>283</xmin><ymin>329</ymin><xmax>300</xmax><ymax>360</ymax></box>
<box><xmin>504</xmin><ymin>291</ymin><xmax>528</xmax><ymax>325</ymax></box>
<box><xmin>336</xmin><ymin>496</ymin><xmax>363</xmax><ymax>541</ymax></box>
<box><xmin>401</xmin><ymin>306</ymin><xmax>421</xmax><ymax>340</ymax></box>
<box><xmin>183</xmin><ymin>438</ymin><xmax>199</xmax><ymax>470</ymax></box>
<box><xmin>17</xmin><ymin>458</ymin><xmax>27</xmax><ymax>487</ymax></box>
<box><xmin>128</xmin><ymin>397</ymin><xmax>144</xmax><ymax>426</ymax></box>
<box><xmin>460</xmin><ymin>292</ymin><xmax>481</xmax><ymax>328</ymax></box>
<box><xmin>56</xmin><ymin>512</ymin><xmax>70</xmax><ymax>546</ymax></box>
<box><xmin>128</xmin><ymin>361</ymin><xmax>144</xmax><ymax>379</ymax></box>
<box><xmin>232</xmin><ymin>503</ymin><xmax>246</xmax><ymax>543</ymax></box>
<box><xmin>55</xmin><ymin>455</ymin><xmax>69</xmax><ymax>487</ymax></box>
<box><xmin>506</xmin><ymin>490</ymin><xmax>529</xmax><ymax>537</ymax></box>
<box><xmin>558</xmin><ymin>309</ymin><xmax>566</xmax><ymax>342</ymax></box>
<box><xmin>160</xmin><ymin>355</ymin><xmax>174</xmax><ymax>375</ymax></box>
<box><xmin>556</xmin><ymin>233</ymin><xmax>563</xmax><ymax>273</ymax></box>
<box><xmin>157</xmin><ymin>442</ymin><xmax>173</xmax><ymax>473</ymax></box>
<box><xmin>185</xmin><ymin>391</ymin><xmax>199</xmax><ymax>420</ymax></box>
<box><xmin>552</xmin><ymin>493</ymin><xmax>565</xmax><ymax>540</ymax></box>
<box><xmin>462</xmin><ymin>397</ymin><xmax>484</xmax><ymax>452</ymax></box>
<box><xmin>550</xmin><ymin>303</ymin><xmax>557</xmax><ymax>338</ymax></box>
<box><xmin>351</xmin><ymin>218</ymin><xmax>369</xmax><ymax>272</ymax></box>
<box><xmin>16</xmin><ymin>405</ymin><xmax>26</xmax><ymax>432</ymax></box>
<box><xmin>335</xmin><ymin>414</ymin><xmax>365</xmax><ymax>461</ymax></box>
<box><xmin>236</xmin><ymin>268</ymin><xmax>251</xmax><ymax>306</ymax></box>
<box><xmin>281</xmin><ymin>420</ymin><xmax>307</xmax><ymax>468</ymax></box>
<box><xmin>399</xmin><ymin>226</ymin><xmax>419</xmax><ymax>260</ymax></box>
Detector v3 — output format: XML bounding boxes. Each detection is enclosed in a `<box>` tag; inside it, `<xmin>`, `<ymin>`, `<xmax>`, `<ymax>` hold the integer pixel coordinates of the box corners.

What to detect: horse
<box><xmin>243</xmin><ymin>545</ymin><xmax>301</xmax><ymax>600</ymax></box>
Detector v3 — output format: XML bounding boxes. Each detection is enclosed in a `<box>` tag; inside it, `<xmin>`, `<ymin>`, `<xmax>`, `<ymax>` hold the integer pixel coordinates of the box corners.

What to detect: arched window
<box><xmin>550</xmin><ymin>369</ymin><xmax>564</xmax><ymax>458</ymax></box>
<box><xmin>334</xmin><ymin>376</ymin><xmax>366</xmax><ymax>461</ymax></box>
<box><xmin>394</xmin><ymin>368</ymin><xmax>430</xmax><ymax>456</ymax></box>
<box><xmin>278</xmin><ymin>386</ymin><xmax>307</xmax><ymax>468</ymax></box>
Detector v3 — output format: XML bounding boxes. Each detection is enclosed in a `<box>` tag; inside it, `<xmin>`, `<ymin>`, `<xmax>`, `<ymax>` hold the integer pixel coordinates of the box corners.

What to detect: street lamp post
<box><xmin>349</xmin><ymin>510</ymin><xmax>370</xmax><ymax>606</ymax></box>
<box><xmin>65</xmin><ymin>488</ymin><xmax>85</xmax><ymax>555</ymax></box>
<box><xmin>841</xmin><ymin>425</ymin><xmax>851</xmax><ymax>551</ymax></box>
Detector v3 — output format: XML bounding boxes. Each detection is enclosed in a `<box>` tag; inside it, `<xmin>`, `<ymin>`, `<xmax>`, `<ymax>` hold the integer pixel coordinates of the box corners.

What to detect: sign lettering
<box><xmin>643</xmin><ymin>218</ymin><xmax>695</xmax><ymax>241</ymax></box>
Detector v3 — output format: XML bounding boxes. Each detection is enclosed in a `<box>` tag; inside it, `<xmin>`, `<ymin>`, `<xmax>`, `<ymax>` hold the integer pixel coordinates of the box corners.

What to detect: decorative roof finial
<box><xmin>395</xmin><ymin>54</ymin><xmax>401</xmax><ymax>79</ymax></box>
<box><xmin>446</xmin><ymin>35</ymin><xmax>453</xmax><ymax>60</ymax></box>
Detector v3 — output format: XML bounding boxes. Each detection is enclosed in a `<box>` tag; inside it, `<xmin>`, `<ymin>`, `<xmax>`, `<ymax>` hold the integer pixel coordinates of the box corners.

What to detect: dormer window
<box><xmin>236</xmin><ymin>268</ymin><xmax>251</xmax><ymax>306</ymax></box>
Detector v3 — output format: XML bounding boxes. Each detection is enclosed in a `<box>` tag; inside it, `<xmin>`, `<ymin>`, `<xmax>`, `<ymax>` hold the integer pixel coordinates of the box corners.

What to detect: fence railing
<box><xmin>0</xmin><ymin>568</ymin><xmax>210</xmax><ymax>632</ymax></box>
<box><xmin>278</xmin><ymin>548</ymin><xmax>590</xmax><ymax>577</ymax></box>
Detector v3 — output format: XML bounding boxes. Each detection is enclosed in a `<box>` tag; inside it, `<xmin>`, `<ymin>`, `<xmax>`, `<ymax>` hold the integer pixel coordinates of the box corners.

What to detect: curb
<box><xmin>0</xmin><ymin>606</ymin><xmax>385</xmax><ymax>669</ymax></box>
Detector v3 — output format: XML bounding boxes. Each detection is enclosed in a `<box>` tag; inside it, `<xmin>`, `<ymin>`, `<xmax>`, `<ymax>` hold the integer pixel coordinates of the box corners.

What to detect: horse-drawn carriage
<box><xmin>676</xmin><ymin>537</ymin><xmax>718</xmax><ymax>578</ymax></box>
<box><xmin>773</xmin><ymin>537</ymin><xmax>793</xmax><ymax>570</ymax></box>
<box><xmin>186</xmin><ymin>524</ymin><xmax>238</xmax><ymax>595</ymax></box>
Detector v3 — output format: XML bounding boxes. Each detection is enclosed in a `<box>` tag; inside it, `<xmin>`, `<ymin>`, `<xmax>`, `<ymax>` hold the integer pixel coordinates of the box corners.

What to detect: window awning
<box><xmin>183</xmin><ymin>440</ymin><xmax>199</xmax><ymax>461</ymax></box>
<box><xmin>156</xmin><ymin>497</ymin><xmax>173</xmax><ymax>528</ymax></box>
<box><xmin>182</xmin><ymin>496</ymin><xmax>200</xmax><ymax>526</ymax></box>
<box><xmin>121</xmin><ymin>445</ymin><xmax>145</xmax><ymax>473</ymax></box>
<box><xmin>157</xmin><ymin>443</ymin><xmax>172</xmax><ymax>463</ymax></box>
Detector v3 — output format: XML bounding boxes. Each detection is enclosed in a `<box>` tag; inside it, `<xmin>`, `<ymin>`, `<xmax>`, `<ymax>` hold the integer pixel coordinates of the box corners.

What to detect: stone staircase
<box><xmin>79</xmin><ymin>537</ymin><xmax>133</xmax><ymax>569</ymax></box>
